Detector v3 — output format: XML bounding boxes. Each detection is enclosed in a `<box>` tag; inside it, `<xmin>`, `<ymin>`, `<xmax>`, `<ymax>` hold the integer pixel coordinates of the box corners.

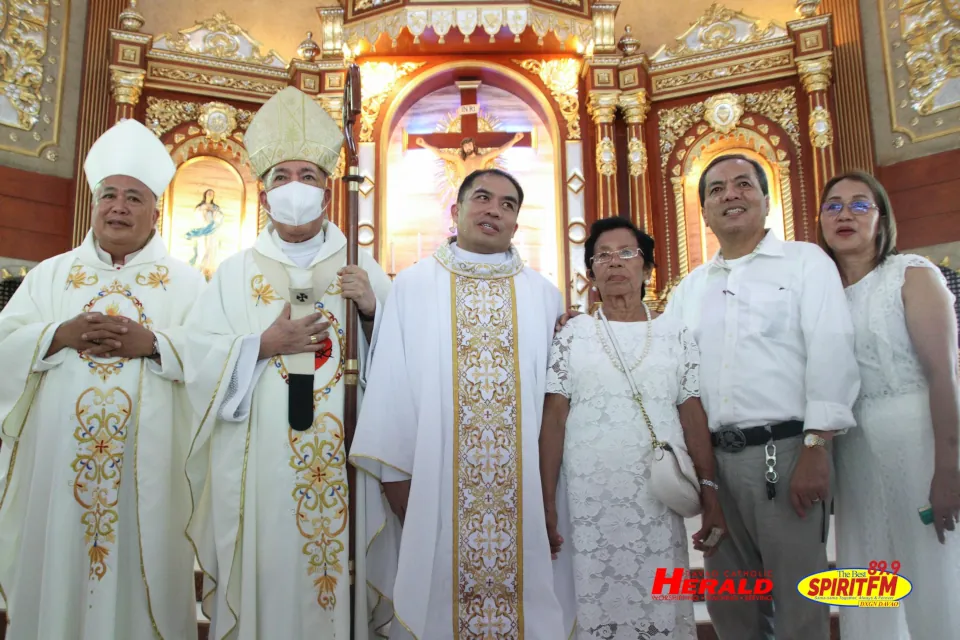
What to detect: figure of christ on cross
<box><xmin>407</xmin><ymin>79</ymin><xmax>533</xmax><ymax>191</ymax></box>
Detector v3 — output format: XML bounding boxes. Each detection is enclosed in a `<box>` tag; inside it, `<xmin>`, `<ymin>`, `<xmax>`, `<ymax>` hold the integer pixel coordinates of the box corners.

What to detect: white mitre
<box><xmin>244</xmin><ymin>86</ymin><xmax>344</xmax><ymax>178</ymax></box>
<box><xmin>83</xmin><ymin>119</ymin><xmax>176</xmax><ymax>198</ymax></box>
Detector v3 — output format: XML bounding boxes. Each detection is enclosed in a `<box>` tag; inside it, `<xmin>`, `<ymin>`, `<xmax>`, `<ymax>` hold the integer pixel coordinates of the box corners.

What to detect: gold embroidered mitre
<box><xmin>244</xmin><ymin>86</ymin><xmax>344</xmax><ymax>178</ymax></box>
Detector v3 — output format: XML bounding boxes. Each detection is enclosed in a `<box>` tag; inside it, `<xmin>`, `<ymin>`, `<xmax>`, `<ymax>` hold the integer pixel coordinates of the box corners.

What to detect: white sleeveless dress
<box><xmin>835</xmin><ymin>254</ymin><xmax>960</xmax><ymax>639</ymax></box>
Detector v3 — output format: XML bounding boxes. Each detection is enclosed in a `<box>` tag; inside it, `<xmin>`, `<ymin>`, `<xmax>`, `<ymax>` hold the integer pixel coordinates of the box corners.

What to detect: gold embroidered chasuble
<box><xmin>0</xmin><ymin>230</ymin><xmax>204</xmax><ymax>640</ymax></box>
<box><xmin>182</xmin><ymin>223</ymin><xmax>392</xmax><ymax>640</ymax></box>
<box><xmin>350</xmin><ymin>239</ymin><xmax>577</xmax><ymax>640</ymax></box>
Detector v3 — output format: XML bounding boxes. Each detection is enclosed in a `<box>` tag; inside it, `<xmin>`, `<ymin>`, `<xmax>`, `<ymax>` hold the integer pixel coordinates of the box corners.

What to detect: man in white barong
<box><xmin>0</xmin><ymin>119</ymin><xmax>205</xmax><ymax>639</ymax></box>
<box><xmin>182</xmin><ymin>86</ymin><xmax>393</xmax><ymax>639</ymax></box>
<box><xmin>351</xmin><ymin>168</ymin><xmax>578</xmax><ymax>639</ymax></box>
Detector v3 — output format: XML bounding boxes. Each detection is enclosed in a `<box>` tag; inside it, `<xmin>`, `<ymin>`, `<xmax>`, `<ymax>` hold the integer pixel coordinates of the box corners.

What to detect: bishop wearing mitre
<box><xmin>182</xmin><ymin>86</ymin><xmax>393</xmax><ymax>639</ymax></box>
<box><xmin>0</xmin><ymin>119</ymin><xmax>205</xmax><ymax>639</ymax></box>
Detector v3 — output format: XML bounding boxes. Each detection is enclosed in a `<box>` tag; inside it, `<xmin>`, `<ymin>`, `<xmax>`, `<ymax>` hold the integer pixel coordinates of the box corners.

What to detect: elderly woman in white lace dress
<box><xmin>818</xmin><ymin>171</ymin><xmax>960</xmax><ymax>640</ymax></box>
<box><xmin>539</xmin><ymin>217</ymin><xmax>725</xmax><ymax>640</ymax></box>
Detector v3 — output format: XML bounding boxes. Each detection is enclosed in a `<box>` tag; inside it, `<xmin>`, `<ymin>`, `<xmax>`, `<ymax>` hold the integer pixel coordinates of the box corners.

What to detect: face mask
<box><xmin>264</xmin><ymin>181</ymin><xmax>328</xmax><ymax>227</ymax></box>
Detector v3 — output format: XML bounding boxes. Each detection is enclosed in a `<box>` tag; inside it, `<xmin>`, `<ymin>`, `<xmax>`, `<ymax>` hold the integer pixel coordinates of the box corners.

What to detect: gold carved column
<box><xmin>72</xmin><ymin>0</ymin><xmax>138</xmax><ymax>245</ymax></box>
<box><xmin>798</xmin><ymin>54</ymin><xmax>835</xmax><ymax>198</ymax></box>
<box><xmin>617</xmin><ymin>89</ymin><xmax>651</xmax><ymax>232</ymax></box>
<box><xmin>108</xmin><ymin>2</ymin><xmax>149</xmax><ymax>124</ymax></box>
<box><xmin>108</xmin><ymin>67</ymin><xmax>146</xmax><ymax>122</ymax></box>
<box><xmin>587</xmin><ymin>91</ymin><xmax>621</xmax><ymax>218</ymax></box>
<box><xmin>789</xmin><ymin>14</ymin><xmax>837</xmax><ymax>203</ymax></box>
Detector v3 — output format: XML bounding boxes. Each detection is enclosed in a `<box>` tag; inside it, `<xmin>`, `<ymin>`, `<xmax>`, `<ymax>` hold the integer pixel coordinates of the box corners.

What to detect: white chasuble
<box><xmin>182</xmin><ymin>222</ymin><xmax>392</xmax><ymax>640</ymax></box>
<box><xmin>0</xmin><ymin>230</ymin><xmax>205</xmax><ymax>640</ymax></box>
<box><xmin>351</xmin><ymin>240</ymin><xmax>578</xmax><ymax>640</ymax></box>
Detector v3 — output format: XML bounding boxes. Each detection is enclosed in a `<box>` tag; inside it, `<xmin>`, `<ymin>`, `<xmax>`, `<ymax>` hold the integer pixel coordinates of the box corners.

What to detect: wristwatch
<box><xmin>803</xmin><ymin>433</ymin><xmax>827</xmax><ymax>449</ymax></box>
<box><xmin>150</xmin><ymin>335</ymin><xmax>160</xmax><ymax>358</ymax></box>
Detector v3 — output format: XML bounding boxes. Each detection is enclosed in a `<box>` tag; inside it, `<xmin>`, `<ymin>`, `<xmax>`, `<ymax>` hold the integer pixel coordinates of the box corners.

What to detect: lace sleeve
<box><xmin>546</xmin><ymin>324</ymin><xmax>575</xmax><ymax>398</ymax></box>
<box><xmin>893</xmin><ymin>254</ymin><xmax>956</xmax><ymax>306</ymax></box>
<box><xmin>676</xmin><ymin>324</ymin><xmax>700</xmax><ymax>404</ymax></box>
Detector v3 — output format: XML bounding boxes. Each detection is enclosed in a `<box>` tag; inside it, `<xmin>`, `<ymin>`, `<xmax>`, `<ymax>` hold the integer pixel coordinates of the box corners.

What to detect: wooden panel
<box><xmin>877</xmin><ymin>149</ymin><xmax>960</xmax><ymax>250</ymax></box>
<box><xmin>0</xmin><ymin>165</ymin><xmax>73</xmax><ymax>261</ymax></box>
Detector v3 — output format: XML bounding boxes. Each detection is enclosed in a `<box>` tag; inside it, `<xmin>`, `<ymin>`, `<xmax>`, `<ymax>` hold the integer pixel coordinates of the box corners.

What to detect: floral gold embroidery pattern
<box><xmin>71</xmin><ymin>387</ymin><xmax>132</xmax><ymax>581</ymax></box>
<box><xmin>451</xmin><ymin>273</ymin><xmax>524</xmax><ymax>638</ymax></box>
<box><xmin>66</xmin><ymin>265</ymin><xmax>99</xmax><ymax>289</ymax></box>
<box><xmin>435</xmin><ymin>239</ymin><xmax>524</xmax><ymax>279</ymax></box>
<box><xmin>135</xmin><ymin>265</ymin><xmax>171</xmax><ymax>290</ymax></box>
<box><xmin>251</xmin><ymin>274</ymin><xmax>280</xmax><ymax>306</ymax></box>
<box><xmin>289</xmin><ymin>411</ymin><xmax>348</xmax><ymax>609</ymax></box>
<box><xmin>80</xmin><ymin>281</ymin><xmax>151</xmax><ymax>382</ymax></box>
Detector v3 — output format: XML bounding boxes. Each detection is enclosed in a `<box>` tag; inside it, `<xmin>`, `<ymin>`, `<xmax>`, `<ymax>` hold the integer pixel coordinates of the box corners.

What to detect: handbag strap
<box><xmin>597</xmin><ymin>305</ymin><xmax>665</xmax><ymax>450</ymax></box>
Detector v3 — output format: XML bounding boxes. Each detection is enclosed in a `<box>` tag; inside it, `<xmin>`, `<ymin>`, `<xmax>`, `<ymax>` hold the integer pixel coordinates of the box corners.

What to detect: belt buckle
<box><xmin>716</xmin><ymin>426</ymin><xmax>747</xmax><ymax>453</ymax></box>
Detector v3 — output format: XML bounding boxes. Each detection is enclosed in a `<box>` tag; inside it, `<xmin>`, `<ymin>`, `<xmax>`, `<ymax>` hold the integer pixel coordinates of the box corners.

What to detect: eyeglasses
<box><xmin>591</xmin><ymin>248</ymin><xmax>644</xmax><ymax>265</ymax></box>
<box><xmin>820</xmin><ymin>201</ymin><xmax>879</xmax><ymax>217</ymax></box>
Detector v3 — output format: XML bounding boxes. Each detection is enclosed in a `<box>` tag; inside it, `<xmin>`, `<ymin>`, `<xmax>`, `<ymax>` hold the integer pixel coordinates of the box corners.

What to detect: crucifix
<box><xmin>406</xmin><ymin>79</ymin><xmax>534</xmax><ymax>188</ymax></box>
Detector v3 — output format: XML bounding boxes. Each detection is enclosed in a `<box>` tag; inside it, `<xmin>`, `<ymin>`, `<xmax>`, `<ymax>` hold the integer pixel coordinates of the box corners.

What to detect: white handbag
<box><xmin>598</xmin><ymin>308</ymin><xmax>703</xmax><ymax>518</ymax></box>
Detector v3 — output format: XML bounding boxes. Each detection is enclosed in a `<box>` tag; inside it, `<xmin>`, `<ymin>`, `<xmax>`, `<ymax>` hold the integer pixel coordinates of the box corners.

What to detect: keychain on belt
<box><xmin>765</xmin><ymin>441</ymin><xmax>778</xmax><ymax>499</ymax></box>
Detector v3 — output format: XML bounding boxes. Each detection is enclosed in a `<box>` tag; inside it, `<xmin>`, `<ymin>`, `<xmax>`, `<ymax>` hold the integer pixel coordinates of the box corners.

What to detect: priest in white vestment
<box><xmin>0</xmin><ymin>119</ymin><xmax>205</xmax><ymax>639</ymax></box>
<box><xmin>351</xmin><ymin>168</ymin><xmax>578</xmax><ymax>639</ymax></box>
<box><xmin>182</xmin><ymin>86</ymin><xmax>393</xmax><ymax>640</ymax></box>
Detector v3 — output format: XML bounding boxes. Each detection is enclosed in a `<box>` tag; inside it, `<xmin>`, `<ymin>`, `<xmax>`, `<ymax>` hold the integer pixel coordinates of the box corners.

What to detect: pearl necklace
<box><xmin>596</xmin><ymin>301</ymin><xmax>653</xmax><ymax>373</ymax></box>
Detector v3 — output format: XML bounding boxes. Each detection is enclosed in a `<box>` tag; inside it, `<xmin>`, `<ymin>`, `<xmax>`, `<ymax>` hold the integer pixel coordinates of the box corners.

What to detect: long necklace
<box><xmin>596</xmin><ymin>301</ymin><xmax>652</xmax><ymax>373</ymax></box>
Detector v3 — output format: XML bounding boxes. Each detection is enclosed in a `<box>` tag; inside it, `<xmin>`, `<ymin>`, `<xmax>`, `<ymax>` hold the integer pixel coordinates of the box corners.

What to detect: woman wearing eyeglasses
<box><xmin>818</xmin><ymin>171</ymin><xmax>960</xmax><ymax>639</ymax></box>
<box><xmin>539</xmin><ymin>217</ymin><xmax>725</xmax><ymax>640</ymax></box>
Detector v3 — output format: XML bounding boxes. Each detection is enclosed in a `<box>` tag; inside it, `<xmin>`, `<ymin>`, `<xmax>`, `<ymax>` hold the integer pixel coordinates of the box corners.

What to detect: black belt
<box><xmin>711</xmin><ymin>420</ymin><xmax>804</xmax><ymax>452</ymax></box>
<box><xmin>711</xmin><ymin>420</ymin><xmax>805</xmax><ymax>502</ymax></box>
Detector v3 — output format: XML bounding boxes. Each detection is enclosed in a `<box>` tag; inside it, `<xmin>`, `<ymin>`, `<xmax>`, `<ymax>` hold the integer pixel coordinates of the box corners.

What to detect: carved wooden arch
<box><xmin>674</xmin><ymin>118</ymin><xmax>804</xmax><ymax>271</ymax></box>
<box><xmin>159</xmin><ymin>133</ymin><xmax>263</xmax><ymax>239</ymax></box>
<box><xmin>657</xmin><ymin>86</ymin><xmax>811</xmax><ymax>280</ymax></box>
<box><xmin>366</xmin><ymin>56</ymin><xmax>581</xmax><ymax>304</ymax></box>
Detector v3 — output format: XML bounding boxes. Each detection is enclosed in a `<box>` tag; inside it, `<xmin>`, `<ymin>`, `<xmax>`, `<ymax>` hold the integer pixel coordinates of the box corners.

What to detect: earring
<box><xmin>644</xmin><ymin>279</ymin><xmax>651</xmax><ymax>284</ymax></box>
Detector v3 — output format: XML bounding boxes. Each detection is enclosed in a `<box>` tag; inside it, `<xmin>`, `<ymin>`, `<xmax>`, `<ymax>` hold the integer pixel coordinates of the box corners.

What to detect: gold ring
<box><xmin>310</xmin><ymin>335</ymin><xmax>318</xmax><ymax>344</ymax></box>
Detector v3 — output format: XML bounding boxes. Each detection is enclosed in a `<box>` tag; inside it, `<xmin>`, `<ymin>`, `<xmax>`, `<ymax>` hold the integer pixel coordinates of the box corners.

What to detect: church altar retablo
<box><xmin>81</xmin><ymin>0</ymin><xmax>841</xmax><ymax>315</ymax></box>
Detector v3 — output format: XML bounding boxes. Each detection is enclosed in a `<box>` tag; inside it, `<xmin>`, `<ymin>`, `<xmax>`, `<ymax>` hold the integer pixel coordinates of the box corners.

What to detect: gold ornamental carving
<box><xmin>153</xmin><ymin>12</ymin><xmax>286</xmax><ymax>68</ymax></box>
<box><xmin>145</xmin><ymin>97</ymin><xmax>255</xmax><ymax>137</ymax></box>
<box><xmin>795</xmin><ymin>0</ymin><xmax>822</xmax><ymax>19</ymax></box>
<box><xmin>893</xmin><ymin>0</ymin><xmax>960</xmax><ymax>117</ymax></box>
<box><xmin>618</xmin><ymin>90</ymin><xmax>650</xmax><ymax>125</ymax></box>
<box><xmin>119</xmin><ymin>0</ymin><xmax>145</xmax><ymax>32</ymax></box>
<box><xmin>797</xmin><ymin>54</ymin><xmax>833</xmax><ymax>94</ymax></box>
<box><xmin>514</xmin><ymin>58</ymin><xmax>581</xmax><ymax>140</ymax></box>
<box><xmin>149</xmin><ymin>66</ymin><xmax>285</xmax><ymax>97</ymax></box>
<box><xmin>618</xmin><ymin>25</ymin><xmax>641</xmax><ymax>56</ymax></box>
<box><xmin>318</xmin><ymin>95</ymin><xmax>344</xmax><ymax>130</ymax></box>
<box><xmin>627</xmin><ymin>137</ymin><xmax>647</xmax><ymax>177</ymax></box>
<box><xmin>0</xmin><ymin>0</ymin><xmax>69</xmax><ymax>157</ymax></box>
<box><xmin>110</xmin><ymin>67</ymin><xmax>146</xmax><ymax>106</ymax></box>
<box><xmin>596</xmin><ymin>136</ymin><xmax>616</xmax><ymax>177</ymax></box>
<box><xmin>358</xmin><ymin>61</ymin><xmax>425</xmax><ymax>143</ymax></box>
<box><xmin>587</xmin><ymin>91</ymin><xmax>620</xmax><ymax>125</ymax></box>
<box><xmin>199</xmin><ymin>102</ymin><xmax>239</xmax><ymax>142</ymax></box>
<box><xmin>704</xmin><ymin>93</ymin><xmax>745</xmax><ymax>134</ymax></box>
<box><xmin>651</xmin><ymin>4</ymin><xmax>788</xmax><ymax>62</ymax></box>
<box><xmin>654</xmin><ymin>52</ymin><xmax>793</xmax><ymax>95</ymax></box>
<box><xmin>318</xmin><ymin>7</ymin><xmax>344</xmax><ymax>59</ymax></box>
<box><xmin>809</xmin><ymin>105</ymin><xmax>833</xmax><ymax>148</ymax></box>
<box><xmin>592</xmin><ymin>2</ymin><xmax>621</xmax><ymax>54</ymax></box>
<box><xmin>658</xmin><ymin>87</ymin><xmax>801</xmax><ymax>169</ymax></box>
